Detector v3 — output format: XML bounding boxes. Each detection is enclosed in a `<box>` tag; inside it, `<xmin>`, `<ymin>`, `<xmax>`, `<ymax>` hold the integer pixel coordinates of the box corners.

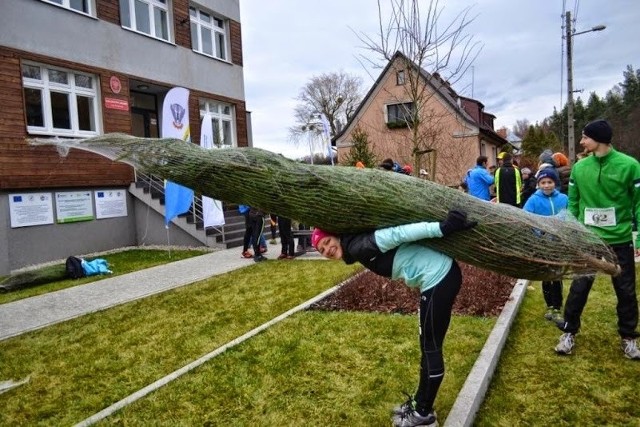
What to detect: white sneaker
<box><xmin>621</xmin><ymin>338</ymin><xmax>640</xmax><ymax>360</ymax></box>
<box><xmin>392</xmin><ymin>409</ymin><xmax>437</xmax><ymax>427</ymax></box>
<box><xmin>555</xmin><ymin>332</ymin><xmax>575</xmax><ymax>355</ymax></box>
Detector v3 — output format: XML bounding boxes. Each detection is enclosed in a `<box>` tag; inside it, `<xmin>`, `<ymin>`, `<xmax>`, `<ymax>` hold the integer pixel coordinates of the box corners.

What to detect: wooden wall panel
<box><xmin>173</xmin><ymin>0</ymin><xmax>191</xmax><ymax>49</ymax></box>
<box><xmin>99</xmin><ymin>71</ymin><xmax>132</xmax><ymax>134</ymax></box>
<box><xmin>189</xmin><ymin>95</ymin><xmax>201</xmax><ymax>144</ymax></box>
<box><xmin>0</xmin><ymin>51</ymin><xmax>27</xmax><ymax>139</ymax></box>
<box><xmin>96</xmin><ymin>0</ymin><xmax>120</xmax><ymax>25</ymax></box>
<box><xmin>0</xmin><ymin>47</ymin><xmax>134</xmax><ymax>190</ymax></box>
<box><xmin>229</xmin><ymin>20</ymin><xmax>243</xmax><ymax>66</ymax></box>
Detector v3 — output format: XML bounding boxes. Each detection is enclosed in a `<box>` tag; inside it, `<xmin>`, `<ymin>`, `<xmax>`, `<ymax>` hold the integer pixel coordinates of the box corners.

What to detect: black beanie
<box><xmin>583</xmin><ymin>119</ymin><xmax>612</xmax><ymax>144</ymax></box>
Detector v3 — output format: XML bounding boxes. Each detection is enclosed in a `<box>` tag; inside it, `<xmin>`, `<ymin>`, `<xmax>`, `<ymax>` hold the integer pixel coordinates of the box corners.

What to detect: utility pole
<box><xmin>566</xmin><ymin>11</ymin><xmax>576</xmax><ymax>164</ymax></box>
<box><xmin>565</xmin><ymin>11</ymin><xmax>606</xmax><ymax>164</ymax></box>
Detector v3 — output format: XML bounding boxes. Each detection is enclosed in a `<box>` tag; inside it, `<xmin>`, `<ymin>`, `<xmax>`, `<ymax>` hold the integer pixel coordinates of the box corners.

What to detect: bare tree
<box><xmin>355</xmin><ymin>0</ymin><xmax>481</xmax><ymax>181</ymax></box>
<box><xmin>288</xmin><ymin>71</ymin><xmax>364</xmax><ymax>149</ymax></box>
<box><xmin>512</xmin><ymin>119</ymin><xmax>531</xmax><ymax>139</ymax></box>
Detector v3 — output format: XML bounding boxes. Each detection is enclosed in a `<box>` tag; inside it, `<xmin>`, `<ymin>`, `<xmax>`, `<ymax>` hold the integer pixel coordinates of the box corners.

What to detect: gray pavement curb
<box><xmin>443</xmin><ymin>278</ymin><xmax>529</xmax><ymax>427</ymax></box>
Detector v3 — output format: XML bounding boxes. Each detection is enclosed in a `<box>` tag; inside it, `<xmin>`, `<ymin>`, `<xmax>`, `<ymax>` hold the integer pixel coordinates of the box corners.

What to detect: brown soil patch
<box><xmin>310</xmin><ymin>262</ymin><xmax>516</xmax><ymax>316</ymax></box>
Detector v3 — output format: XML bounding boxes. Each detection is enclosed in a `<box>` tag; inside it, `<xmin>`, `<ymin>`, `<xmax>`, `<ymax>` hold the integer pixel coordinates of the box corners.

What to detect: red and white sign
<box><xmin>109</xmin><ymin>76</ymin><xmax>122</xmax><ymax>94</ymax></box>
<box><xmin>104</xmin><ymin>97</ymin><xmax>129</xmax><ymax>111</ymax></box>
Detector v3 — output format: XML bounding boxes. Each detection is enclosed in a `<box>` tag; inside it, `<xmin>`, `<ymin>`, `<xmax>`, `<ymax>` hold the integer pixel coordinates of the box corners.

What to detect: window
<box><xmin>120</xmin><ymin>0</ymin><xmax>171</xmax><ymax>42</ymax></box>
<box><xmin>41</xmin><ymin>0</ymin><xmax>94</xmax><ymax>15</ymax></box>
<box><xmin>386</xmin><ymin>102</ymin><xmax>416</xmax><ymax>128</ymax></box>
<box><xmin>190</xmin><ymin>6</ymin><xmax>227</xmax><ymax>61</ymax></box>
<box><xmin>396</xmin><ymin>70</ymin><xmax>405</xmax><ymax>85</ymax></box>
<box><xmin>22</xmin><ymin>63</ymin><xmax>100</xmax><ymax>136</ymax></box>
<box><xmin>199</xmin><ymin>100</ymin><xmax>235</xmax><ymax>147</ymax></box>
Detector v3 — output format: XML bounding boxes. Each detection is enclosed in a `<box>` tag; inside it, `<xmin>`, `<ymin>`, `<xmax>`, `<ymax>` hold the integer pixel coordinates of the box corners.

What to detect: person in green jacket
<box><xmin>555</xmin><ymin>119</ymin><xmax>640</xmax><ymax>360</ymax></box>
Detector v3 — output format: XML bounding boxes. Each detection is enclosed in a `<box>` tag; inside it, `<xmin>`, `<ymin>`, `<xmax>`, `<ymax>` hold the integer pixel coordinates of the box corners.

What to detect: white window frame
<box><xmin>199</xmin><ymin>99</ymin><xmax>236</xmax><ymax>147</ymax></box>
<box><xmin>385</xmin><ymin>102</ymin><xmax>416</xmax><ymax>125</ymax></box>
<box><xmin>189</xmin><ymin>5</ymin><xmax>228</xmax><ymax>61</ymax></box>
<box><xmin>40</xmin><ymin>0</ymin><xmax>96</xmax><ymax>16</ymax></box>
<box><xmin>22</xmin><ymin>62</ymin><xmax>101</xmax><ymax>137</ymax></box>
<box><xmin>120</xmin><ymin>0</ymin><xmax>172</xmax><ymax>42</ymax></box>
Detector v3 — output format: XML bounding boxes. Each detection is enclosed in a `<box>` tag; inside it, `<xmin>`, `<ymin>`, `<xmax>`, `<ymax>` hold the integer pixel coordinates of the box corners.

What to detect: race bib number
<box><xmin>584</xmin><ymin>207</ymin><xmax>616</xmax><ymax>227</ymax></box>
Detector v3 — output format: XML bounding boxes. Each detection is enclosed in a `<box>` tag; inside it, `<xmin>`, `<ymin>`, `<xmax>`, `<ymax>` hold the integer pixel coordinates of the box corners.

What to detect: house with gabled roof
<box><xmin>334</xmin><ymin>51</ymin><xmax>507</xmax><ymax>186</ymax></box>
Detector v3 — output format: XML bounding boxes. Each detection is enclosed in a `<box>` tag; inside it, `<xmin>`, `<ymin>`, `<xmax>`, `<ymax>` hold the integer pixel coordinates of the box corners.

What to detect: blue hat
<box><xmin>537</xmin><ymin>168</ymin><xmax>558</xmax><ymax>184</ymax></box>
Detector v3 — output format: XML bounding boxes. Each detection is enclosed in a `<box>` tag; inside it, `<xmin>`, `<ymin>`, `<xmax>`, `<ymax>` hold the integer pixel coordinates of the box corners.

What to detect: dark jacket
<box><xmin>495</xmin><ymin>161</ymin><xmax>522</xmax><ymax>206</ymax></box>
<box><xmin>340</xmin><ymin>232</ymin><xmax>397</xmax><ymax>277</ymax></box>
<box><xmin>556</xmin><ymin>165</ymin><xmax>571</xmax><ymax>194</ymax></box>
<box><xmin>521</xmin><ymin>176</ymin><xmax>537</xmax><ymax>205</ymax></box>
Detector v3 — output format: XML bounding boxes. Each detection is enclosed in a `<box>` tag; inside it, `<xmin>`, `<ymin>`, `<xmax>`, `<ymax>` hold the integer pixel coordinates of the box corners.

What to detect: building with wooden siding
<box><xmin>0</xmin><ymin>0</ymin><xmax>248</xmax><ymax>274</ymax></box>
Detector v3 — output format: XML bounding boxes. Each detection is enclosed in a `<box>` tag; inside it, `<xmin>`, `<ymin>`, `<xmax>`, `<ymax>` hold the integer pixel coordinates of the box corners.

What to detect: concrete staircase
<box><xmin>129</xmin><ymin>172</ymin><xmax>254</xmax><ymax>249</ymax></box>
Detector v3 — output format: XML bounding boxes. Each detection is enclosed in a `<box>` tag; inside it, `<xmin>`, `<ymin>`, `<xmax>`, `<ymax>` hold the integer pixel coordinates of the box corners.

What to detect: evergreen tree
<box><xmin>521</xmin><ymin>124</ymin><xmax>561</xmax><ymax>165</ymax></box>
<box><xmin>584</xmin><ymin>92</ymin><xmax>607</xmax><ymax>122</ymax></box>
<box><xmin>516</xmin><ymin>65</ymin><xmax>640</xmax><ymax>161</ymax></box>
<box><xmin>341</xmin><ymin>127</ymin><xmax>378</xmax><ymax>167</ymax></box>
<box><xmin>620</xmin><ymin>65</ymin><xmax>640</xmax><ymax>113</ymax></box>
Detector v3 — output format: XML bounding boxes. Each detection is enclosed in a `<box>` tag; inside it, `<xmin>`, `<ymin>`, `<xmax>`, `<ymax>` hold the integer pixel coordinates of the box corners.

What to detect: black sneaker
<box><xmin>392</xmin><ymin>409</ymin><xmax>437</xmax><ymax>427</ymax></box>
<box><xmin>254</xmin><ymin>255</ymin><xmax>267</xmax><ymax>263</ymax></box>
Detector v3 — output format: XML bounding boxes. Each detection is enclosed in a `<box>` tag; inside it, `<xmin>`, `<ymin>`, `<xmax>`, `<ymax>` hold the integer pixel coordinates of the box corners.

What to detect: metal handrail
<box><xmin>134</xmin><ymin>170</ymin><xmax>227</xmax><ymax>243</ymax></box>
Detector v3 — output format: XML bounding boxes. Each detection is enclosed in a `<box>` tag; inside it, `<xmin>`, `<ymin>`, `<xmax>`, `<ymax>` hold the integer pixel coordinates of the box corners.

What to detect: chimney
<box><xmin>496</xmin><ymin>128</ymin><xmax>508</xmax><ymax>138</ymax></box>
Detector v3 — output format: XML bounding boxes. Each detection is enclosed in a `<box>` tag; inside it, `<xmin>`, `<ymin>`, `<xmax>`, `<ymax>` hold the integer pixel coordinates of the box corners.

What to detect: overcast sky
<box><xmin>240</xmin><ymin>1</ymin><xmax>640</xmax><ymax>159</ymax></box>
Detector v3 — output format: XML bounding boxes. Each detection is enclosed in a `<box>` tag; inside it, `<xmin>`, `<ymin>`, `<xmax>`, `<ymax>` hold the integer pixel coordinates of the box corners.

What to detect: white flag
<box><xmin>200</xmin><ymin>113</ymin><xmax>225</xmax><ymax>227</ymax></box>
<box><xmin>162</xmin><ymin>87</ymin><xmax>194</xmax><ymax>225</ymax></box>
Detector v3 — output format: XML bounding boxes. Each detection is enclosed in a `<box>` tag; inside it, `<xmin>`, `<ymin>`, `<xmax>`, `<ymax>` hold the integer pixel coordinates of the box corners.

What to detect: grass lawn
<box><xmin>0</xmin><ymin>248</ymin><xmax>210</xmax><ymax>304</ymax></box>
<box><xmin>476</xmin><ymin>271</ymin><xmax>640</xmax><ymax>426</ymax></box>
<box><xmin>0</xmin><ymin>260</ymin><xmax>494</xmax><ymax>426</ymax></box>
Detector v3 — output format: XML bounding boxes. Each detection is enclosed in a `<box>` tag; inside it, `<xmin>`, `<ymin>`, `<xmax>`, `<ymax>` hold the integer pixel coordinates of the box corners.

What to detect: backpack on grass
<box><xmin>65</xmin><ymin>256</ymin><xmax>85</xmax><ymax>279</ymax></box>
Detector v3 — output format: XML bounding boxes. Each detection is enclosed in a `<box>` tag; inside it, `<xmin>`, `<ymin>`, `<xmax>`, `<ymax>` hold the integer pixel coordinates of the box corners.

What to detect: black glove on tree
<box><xmin>439</xmin><ymin>210</ymin><xmax>478</xmax><ymax>236</ymax></box>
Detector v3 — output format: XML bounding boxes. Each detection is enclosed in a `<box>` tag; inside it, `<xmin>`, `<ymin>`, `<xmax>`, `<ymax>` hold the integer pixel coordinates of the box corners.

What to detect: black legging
<box><xmin>414</xmin><ymin>261</ymin><xmax>462</xmax><ymax>415</ymax></box>
<box><xmin>562</xmin><ymin>242</ymin><xmax>639</xmax><ymax>338</ymax></box>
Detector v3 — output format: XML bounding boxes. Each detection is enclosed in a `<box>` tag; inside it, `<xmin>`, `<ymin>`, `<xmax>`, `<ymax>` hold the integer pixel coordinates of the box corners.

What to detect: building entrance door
<box><xmin>131</xmin><ymin>109</ymin><xmax>159</xmax><ymax>138</ymax></box>
<box><xmin>130</xmin><ymin>91</ymin><xmax>158</xmax><ymax>138</ymax></box>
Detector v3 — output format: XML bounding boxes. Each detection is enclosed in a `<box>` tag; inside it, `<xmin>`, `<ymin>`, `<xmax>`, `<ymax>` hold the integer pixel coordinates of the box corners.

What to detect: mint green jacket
<box><xmin>375</xmin><ymin>222</ymin><xmax>453</xmax><ymax>292</ymax></box>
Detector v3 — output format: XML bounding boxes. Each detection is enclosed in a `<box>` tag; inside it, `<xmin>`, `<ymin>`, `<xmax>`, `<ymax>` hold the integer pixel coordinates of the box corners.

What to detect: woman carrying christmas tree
<box><xmin>312</xmin><ymin>210</ymin><xmax>477</xmax><ymax>427</ymax></box>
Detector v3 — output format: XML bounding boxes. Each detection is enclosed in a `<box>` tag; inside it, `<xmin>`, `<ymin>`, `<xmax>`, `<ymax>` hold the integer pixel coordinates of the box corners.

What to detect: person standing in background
<box><xmin>277</xmin><ymin>216</ymin><xmax>295</xmax><ymax>259</ymax></box>
<box><xmin>494</xmin><ymin>152</ymin><xmax>522</xmax><ymax>207</ymax></box>
<box><xmin>520</xmin><ymin>167</ymin><xmax>537</xmax><ymax>205</ymax></box>
<box><xmin>555</xmin><ymin>119</ymin><xmax>640</xmax><ymax>359</ymax></box>
<box><xmin>523</xmin><ymin>168</ymin><xmax>568</xmax><ymax>323</ymax></box>
<box><xmin>465</xmin><ymin>156</ymin><xmax>494</xmax><ymax>201</ymax></box>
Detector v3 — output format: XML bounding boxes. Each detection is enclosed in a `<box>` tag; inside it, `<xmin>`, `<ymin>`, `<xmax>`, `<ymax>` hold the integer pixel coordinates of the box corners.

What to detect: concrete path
<box><xmin>0</xmin><ymin>247</ymin><xmax>321</xmax><ymax>342</ymax></box>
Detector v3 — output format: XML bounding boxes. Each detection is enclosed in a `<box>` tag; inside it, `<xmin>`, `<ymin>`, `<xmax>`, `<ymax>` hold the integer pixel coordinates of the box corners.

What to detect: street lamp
<box><xmin>566</xmin><ymin>11</ymin><xmax>606</xmax><ymax>164</ymax></box>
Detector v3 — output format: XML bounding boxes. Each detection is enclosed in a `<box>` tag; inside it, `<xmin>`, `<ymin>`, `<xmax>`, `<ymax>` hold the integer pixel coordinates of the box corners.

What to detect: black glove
<box><xmin>440</xmin><ymin>210</ymin><xmax>478</xmax><ymax>236</ymax></box>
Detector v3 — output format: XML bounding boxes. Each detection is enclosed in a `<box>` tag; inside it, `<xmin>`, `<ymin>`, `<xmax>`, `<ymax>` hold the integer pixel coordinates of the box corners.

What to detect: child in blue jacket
<box><xmin>312</xmin><ymin>210</ymin><xmax>477</xmax><ymax>427</ymax></box>
<box><xmin>523</xmin><ymin>168</ymin><xmax>568</xmax><ymax>322</ymax></box>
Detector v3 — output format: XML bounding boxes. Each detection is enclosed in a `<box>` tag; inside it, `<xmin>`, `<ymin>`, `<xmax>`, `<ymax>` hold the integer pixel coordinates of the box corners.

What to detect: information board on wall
<box><xmin>9</xmin><ymin>192</ymin><xmax>55</xmax><ymax>228</ymax></box>
<box><xmin>55</xmin><ymin>191</ymin><xmax>94</xmax><ymax>223</ymax></box>
<box><xmin>95</xmin><ymin>189</ymin><xmax>128</xmax><ymax>219</ymax></box>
